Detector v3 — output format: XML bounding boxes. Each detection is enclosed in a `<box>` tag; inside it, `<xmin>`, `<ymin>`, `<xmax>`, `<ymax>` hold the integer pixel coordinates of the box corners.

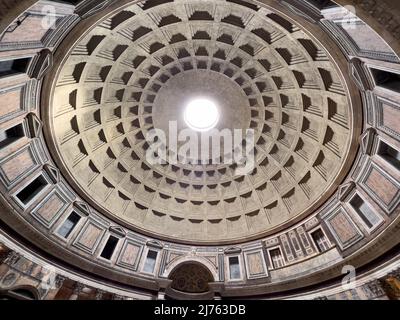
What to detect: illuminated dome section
<box><xmin>184</xmin><ymin>98</ymin><xmax>219</xmax><ymax>132</ymax></box>
<box><xmin>47</xmin><ymin>0</ymin><xmax>357</xmax><ymax>243</ymax></box>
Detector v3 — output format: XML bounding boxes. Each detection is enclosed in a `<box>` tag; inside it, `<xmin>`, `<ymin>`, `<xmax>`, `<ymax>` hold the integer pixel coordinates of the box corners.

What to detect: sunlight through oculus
<box><xmin>184</xmin><ymin>98</ymin><xmax>220</xmax><ymax>132</ymax></box>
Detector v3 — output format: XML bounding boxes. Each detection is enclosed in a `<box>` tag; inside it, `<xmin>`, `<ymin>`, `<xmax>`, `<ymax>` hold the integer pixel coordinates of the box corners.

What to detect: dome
<box><xmin>46</xmin><ymin>0</ymin><xmax>358</xmax><ymax>243</ymax></box>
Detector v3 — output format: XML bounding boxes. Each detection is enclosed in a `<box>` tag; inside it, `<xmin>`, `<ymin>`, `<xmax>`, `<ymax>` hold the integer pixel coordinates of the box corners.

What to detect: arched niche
<box><xmin>0</xmin><ymin>285</ymin><xmax>39</xmax><ymax>300</ymax></box>
<box><xmin>165</xmin><ymin>261</ymin><xmax>216</xmax><ymax>300</ymax></box>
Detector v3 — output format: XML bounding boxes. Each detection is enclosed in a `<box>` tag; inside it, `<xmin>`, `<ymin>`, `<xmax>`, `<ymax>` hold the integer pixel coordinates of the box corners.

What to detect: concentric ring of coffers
<box><xmin>48</xmin><ymin>0</ymin><xmax>354</xmax><ymax>242</ymax></box>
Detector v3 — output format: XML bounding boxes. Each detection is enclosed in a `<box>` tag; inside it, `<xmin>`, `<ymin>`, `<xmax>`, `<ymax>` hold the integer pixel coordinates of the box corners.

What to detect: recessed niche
<box><xmin>228</xmin><ymin>256</ymin><xmax>241</xmax><ymax>280</ymax></box>
<box><xmin>143</xmin><ymin>250</ymin><xmax>158</xmax><ymax>273</ymax></box>
<box><xmin>100</xmin><ymin>235</ymin><xmax>119</xmax><ymax>260</ymax></box>
<box><xmin>371</xmin><ymin>68</ymin><xmax>400</xmax><ymax>93</ymax></box>
<box><xmin>0</xmin><ymin>57</ymin><xmax>30</xmax><ymax>78</ymax></box>
<box><xmin>57</xmin><ymin>212</ymin><xmax>81</xmax><ymax>238</ymax></box>
<box><xmin>349</xmin><ymin>194</ymin><xmax>382</xmax><ymax>230</ymax></box>
<box><xmin>0</xmin><ymin>124</ymin><xmax>25</xmax><ymax>149</ymax></box>
<box><xmin>377</xmin><ymin>140</ymin><xmax>400</xmax><ymax>170</ymax></box>
<box><xmin>310</xmin><ymin>229</ymin><xmax>330</xmax><ymax>252</ymax></box>
<box><xmin>269</xmin><ymin>248</ymin><xmax>285</xmax><ymax>268</ymax></box>
<box><xmin>16</xmin><ymin>175</ymin><xmax>48</xmax><ymax>206</ymax></box>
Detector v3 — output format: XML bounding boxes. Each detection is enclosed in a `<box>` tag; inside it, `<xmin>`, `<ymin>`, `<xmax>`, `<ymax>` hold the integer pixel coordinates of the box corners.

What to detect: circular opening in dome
<box><xmin>184</xmin><ymin>98</ymin><xmax>219</xmax><ymax>132</ymax></box>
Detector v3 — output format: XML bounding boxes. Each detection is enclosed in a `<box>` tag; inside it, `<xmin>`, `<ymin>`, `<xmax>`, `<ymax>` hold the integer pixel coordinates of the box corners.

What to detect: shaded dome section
<box><xmin>47</xmin><ymin>0</ymin><xmax>357</xmax><ymax>243</ymax></box>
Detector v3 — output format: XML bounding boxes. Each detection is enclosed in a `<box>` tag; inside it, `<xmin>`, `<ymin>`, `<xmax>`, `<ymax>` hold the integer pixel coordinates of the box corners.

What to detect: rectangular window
<box><xmin>100</xmin><ymin>235</ymin><xmax>119</xmax><ymax>260</ymax></box>
<box><xmin>350</xmin><ymin>194</ymin><xmax>381</xmax><ymax>229</ymax></box>
<box><xmin>228</xmin><ymin>256</ymin><xmax>241</xmax><ymax>280</ymax></box>
<box><xmin>269</xmin><ymin>248</ymin><xmax>285</xmax><ymax>269</ymax></box>
<box><xmin>0</xmin><ymin>58</ymin><xmax>30</xmax><ymax>78</ymax></box>
<box><xmin>311</xmin><ymin>229</ymin><xmax>330</xmax><ymax>252</ymax></box>
<box><xmin>377</xmin><ymin>141</ymin><xmax>400</xmax><ymax>170</ymax></box>
<box><xmin>371</xmin><ymin>68</ymin><xmax>400</xmax><ymax>93</ymax></box>
<box><xmin>57</xmin><ymin>212</ymin><xmax>81</xmax><ymax>238</ymax></box>
<box><xmin>143</xmin><ymin>250</ymin><xmax>158</xmax><ymax>273</ymax></box>
<box><xmin>0</xmin><ymin>124</ymin><xmax>24</xmax><ymax>149</ymax></box>
<box><xmin>16</xmin><ymin>175</ymin><xmax>48</xmax><ymax>205</ymax></box>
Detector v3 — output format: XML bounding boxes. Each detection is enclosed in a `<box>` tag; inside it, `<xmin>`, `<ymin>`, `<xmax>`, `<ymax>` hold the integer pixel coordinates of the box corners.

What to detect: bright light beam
<box><xmin>184</xmin><ymin>98</ymin><xmax>219</xmax><ymax>132</ymax></box>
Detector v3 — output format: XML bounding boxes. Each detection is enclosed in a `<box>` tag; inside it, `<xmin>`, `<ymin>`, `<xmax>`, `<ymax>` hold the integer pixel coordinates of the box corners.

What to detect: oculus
<box><xmin>184</xmin><ymin>98</ymin><xmax>220</xmax><ymax>132</ymax></box>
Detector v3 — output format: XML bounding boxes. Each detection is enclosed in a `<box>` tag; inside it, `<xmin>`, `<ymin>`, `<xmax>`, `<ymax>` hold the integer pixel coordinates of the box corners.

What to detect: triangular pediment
<box><xmin>44</xmin><ymin>164</ymin><xmax>60</xmax><ymax>183</ymax></box>
<box><xmin>337</xmin><ymin>181</ymin><xmax>356</xmax><ymax>201</ymax></box>
<box><xmin>109</xmin><ymin>226</ymin><xmax>126</xmax><ymax>237</ymax></box>
<box><xmin>74</xmin><ymin>201</ymin><xmax>91</xmax><ymax>215</ymax></box>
